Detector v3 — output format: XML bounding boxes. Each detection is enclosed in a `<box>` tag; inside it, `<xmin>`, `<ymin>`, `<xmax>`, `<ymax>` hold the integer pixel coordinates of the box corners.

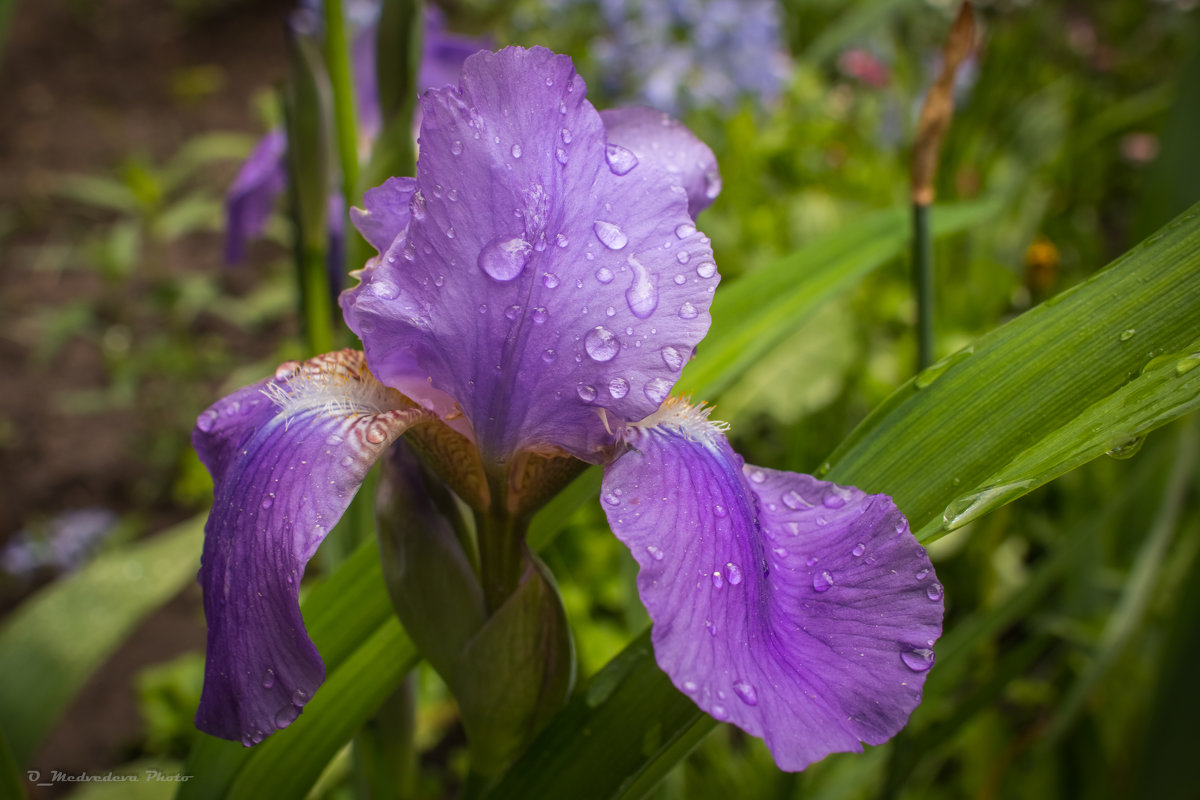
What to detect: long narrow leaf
<box><xmin>679</xmin><ymin>198</ymin><xmax>1000</xmax><ymax>399</ymax></box>
<box><xmin>0</xmin><ymin>517</ymin><xmax>204</xmax><ymax>767</ymax></box>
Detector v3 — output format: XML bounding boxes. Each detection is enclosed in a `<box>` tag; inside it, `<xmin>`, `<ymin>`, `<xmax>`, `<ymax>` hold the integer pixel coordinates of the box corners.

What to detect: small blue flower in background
<box><xmin>193</xmin><ymin>46</ymin><xmax>942</xmax><ymax>771</ymax></box>
<box><xmin>581</xmin><ymin>0</ymin><xmax>791</xmax><ymax>112</ymax></box>
<box><xmin>1</xmin><ymin>508</ymin><xmax>119</xmax><ymax>581</ymax></box>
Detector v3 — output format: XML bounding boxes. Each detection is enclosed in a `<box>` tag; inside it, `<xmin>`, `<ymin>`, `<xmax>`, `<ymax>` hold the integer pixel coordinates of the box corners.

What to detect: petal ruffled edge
<box><xmin>193</xmin><ymin>350</ymin><xmax>428</xmax><ymax>744</ymax></box>
<box><xmin>600</xmin><ymin>106</ymin><xmax>721</xmax><ymax>218</ymax></box>
<box><xmin>600</xmin><ymin>399</ymin><xmax>943</xmax><ymax>771</ymax></box>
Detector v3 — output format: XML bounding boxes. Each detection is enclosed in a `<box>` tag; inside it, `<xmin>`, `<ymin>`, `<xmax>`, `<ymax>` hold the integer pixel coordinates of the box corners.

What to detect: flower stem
<box><xmin>912</xmin><ymin>201</ymin><xmax>934</xmax><ymax>371</ymax></box>
<box><xmin>476</xmin><ymin>468</ymin><xmax>528</xmax><ymax>614</ymax></box>
<box><xmin>323</xmin><ymin>0</ymin><xmax>360</xmax><ymax>204</ymax></box>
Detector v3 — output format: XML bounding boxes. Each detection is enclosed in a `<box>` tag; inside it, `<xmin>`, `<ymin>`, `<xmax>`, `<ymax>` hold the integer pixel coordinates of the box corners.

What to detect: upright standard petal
<box><xmin>601</xmin><ymin>400</ymin><xmax>943</xmax><ymax>771</ymax></box>
<box><xmin>341</xmin><ymin>46</ymin><xmax>719</xmax><ymax>462</ymax></box>
<box><xmin>600</xmin><ymin>106</ymin><xmax>722</xmax><ymax>217</ymax></box>
<box><xmin>193</xmin><ymin>350</ymin><xmax>427</xmax><ymax>744</ymax></box>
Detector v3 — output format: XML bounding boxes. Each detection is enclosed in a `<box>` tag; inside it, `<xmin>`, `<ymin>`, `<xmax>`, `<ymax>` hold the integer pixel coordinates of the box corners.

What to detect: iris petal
<box><xmin>600</xmin><ymin>106</ymin><xmax>722</xmax><ymax>217</ymax></box>
<box><xmin>342</xmin><ymin>46</ymin><xmax>719</xmax><ymax>462</ymax></box>
<box><xmin>601</xmin><ymin>405</ymin><xmax>942</xmax><ymax>771</ymax></box>
<box><xmin>224</xmin><ymin>130</ymin><xmax>287</xmax><ymax>264</ymax></box>
<box><xmin>193</xmin><ymin>350</ymin><xmax>427</xmax><ymax>744</ymax></box>
<box><xmin>350</xmin><ymin>177</ymin><xmax>417</xmax><ymax>255</ymax></box>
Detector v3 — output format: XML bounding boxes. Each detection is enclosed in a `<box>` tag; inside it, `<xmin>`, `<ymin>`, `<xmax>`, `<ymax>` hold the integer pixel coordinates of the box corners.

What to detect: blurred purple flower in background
<box><xmin>223</xmin><ymin>4</ymin><xmax>487</xmax><ymax>267</ymax></box>
<box><xmin>193</xmin><ymin>46</ymin><xmax>941</xmax><ymax>771</ymax></box>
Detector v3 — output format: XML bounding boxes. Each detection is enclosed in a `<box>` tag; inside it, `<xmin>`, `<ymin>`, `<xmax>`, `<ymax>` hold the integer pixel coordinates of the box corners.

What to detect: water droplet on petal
<box><xmin>673</xmin><ymin>273</ymin><xmax>686</xmax><ymax>285</ymax></box>
<box><xmin>603</xmin><ymin>491</ymin><xmax>620</xmax><ymax>506</ymax></box>
<box><xmin>371</xmin><ymin>281</ymin><xmax>400</xmax><ymax>300</ymax></box>
<box><xmin>410</xmin><ymin>192</ymin><xmax>427</xmax><ymax>220</ymax></box>
<box><xmin>197</xmin><ymin>409</ymin><xmax>218</xmax><ymax>432</ymax></box>
<box><xmin>542</xmin><ymin>272</ymin><xmax>560</xmax><ymax>289</ymax></box>
<box><xmin>676</xmin><ymin>250</ymin><xmax>690</xmax><ymax>264</ymax></box>
<box><xmin>714</xmin><ymin>504</ymin><xmax>727</xmax><ymax>518</ymax></box>
<box><xmin>609</xmin><ymin>377</ymin><xmax>630</xmax><ymax>398</ymax></box>
<box><xmin>644</xmin><ymin>377</ymin><xmax>671</xmax><ymax>404</ymax></box>
<box><xmin>478</xmin><ymin>235</ymin><xmax>532</xmax><ymax>281</ymax></box>
<box><xmin>781</xmin><ymin>489</ymin><xmax>811</xmax><ymax>510</ymax></box>
<box><xmin>733</xmin><ymin>681</ymin><xmax>758</xmax><ymax>705</ymax></box>
<box><xmin>511</xmin><ymin>143</ymin><xmax>523</xmax><ymax>159</ymax></box>
<box><xmin>594</xmin><ymin>220</ymin><xmax>629</xmax><ymax>250</ymax></box>
<box><xmin>915</xmin><ymin>568</ymin><xmax>930</xmax><ymax>581</ymax></box>
<box><xmin>661</xmin><ymin>346</ymin><xmax>684</xmax><ymax>371</ymax></box>
<box><xmin>595</xmin><ymin>266</ymin><xmax>614</xmax><ymax>284</ymax></box>
<box><xmin>725</xmin><ymin>562</ymin><xmax>743</xmax><ymax>585</ymax></box>
<box><xmin>263</xmin><ymin>669</ymin><xmax>275</xmax><ymax>689</ymax></box>
<box><xmin>704</xmin><ymin>169</ymin><xmax>722</xmax><ymax>199</ymax></box>
<box><xmin>560</xmin><ymin>127</ymin><xmax>572</xmax><ymax>144</ymax></box>
<box><xmin>577</xmin><ymin>384</ymin><xmax>597</xmax><ymax>402</ymax></box>
<box><xmin>504</xmin><ymin>304</ymin><xmax>522</xmax><ymax>321</ymax></box>
<box><xmin>625</xmin><ymin>256</ymin><xmax>659</xmax><ymax>318</ymax></box>
<box><xmin>292</xmin><ymin>689</ymin><xmax>309</xmax><ymax>706</ymax></box>
<box><xmin>901</xmin><ymin>648</ymin><xmax>936</xmax><ymax>672</ymax></box>
<box><xmin>531</xmin><ymin>307</ymin><xmax>549</xmax><ymax>324</ymax></box>
<box><xmin>813</xmin><ymin>570</ymin><xmax>834</xmax><ymax>592</ymax></box>
<box><xmin>926</xmin><ymin>582</ymin><xmax>944</xmax><ymax>601</ymax></box>
<box><xmin>711</xmin><ymin>704</ymin><xmax>728</xmax><ymax>721</ymax></box>
<box><xmin>748</xmin><ymin>468</ymin><xmax>766</xmax><ymax>484</ymax></box>
<box><xmin>275</xmin><ymin>705</ymin><xmax>300</xmax><ymax>728</ymax></box>
<box><xmin>711</xmin><ymin>571</ymin><xmax>724</xmax><ymax>589</ymax></box>
<box><xmin>646</xmin><ymin>544</ymin><xmax>664</xmax><ymax>561</ymax></box>
<box><xmin>605</xmin><ymin>143</ymin><xmax>639</xmax><ymax>175</ymax></box>
<box><xmin>585</xmin><ymin>326</ymin><xmax>620</xmax><ymax>362</ymax></box>
<box><xmin>675</xmin><ymin>222</ymin><xmax>696</xmax><ymax>239</ymax></box>
<box><xmin>852</xmin><ymin>543</ymin><xmax>866</xmax><ymax>557</ymax></box>
<box><xmin>696</xmin><ymin>262</ymin><xmax>716</xmax><ymax>279</ymax></box>
<box><xmin>823</xmin><ymin>485</ymin><xmax>851</xmax><ymax>509</ymax></box>
<box><xmin>542</xmin><ymin>348</ymin><xmax>557</xmax><ymax>363</ymax></box>
<box><xmin>682</xmin><ymin>680</ymin><xmax>698</xmax><ymax>694</ymax></box>
<box><xmin>261</xmin><ymin>496</ymin><xmax>274</xmax><ymax>510</ymax></box>
<box><xmin>678</xmin><ymin>302</ymin><xmax>698</xmax><ymax>319</ymax></box>
<box><xmin>451</xmin><ymin>140</ymin><xmax>463</xmax><ymax>155</ymax></box>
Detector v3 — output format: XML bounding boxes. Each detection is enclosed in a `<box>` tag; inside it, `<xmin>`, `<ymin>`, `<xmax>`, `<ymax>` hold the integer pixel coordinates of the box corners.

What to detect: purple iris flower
<box><xmin>194</xmin><ymin>46</ymin><xmax>942</xmax><ymax>771</ymax></box>
<box><xmin>222</xmin><ymin>6</ymin><xmax>488</xmax><ymax>267</ymax></box>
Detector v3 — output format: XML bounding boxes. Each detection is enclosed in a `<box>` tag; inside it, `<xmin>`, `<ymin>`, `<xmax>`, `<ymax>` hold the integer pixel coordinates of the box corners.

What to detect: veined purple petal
<box><xmin>193</xmin><ymin>350</ymin><xmax>426</xmax><ymax>744</ymax></box>
<box><xmin>601</xmin><ymin>400</ymin><xmax>943</xmax><ymax>772</ymax></box>
<box><xmin>225</xmin><ymin>130</ymin><xmax>287</xmax><ymax>264</ymax></box>
<box><xmin>600</xmin><ymin>106</ymin><xmax>722</xmax><ymax>217</ymax></box>
<box><xmin>341</xmin><ymin>46</ymin><xmax>718</xmax><ymax>463</ymax></box>
<box><xmin>351</xmin><ymin>177</ymin><xmax>417</xmax><ymax>254</ymax></box>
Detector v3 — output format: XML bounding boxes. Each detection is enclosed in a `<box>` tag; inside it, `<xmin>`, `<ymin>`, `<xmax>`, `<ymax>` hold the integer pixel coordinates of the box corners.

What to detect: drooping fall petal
<box><xmin>601</xmin><ymin>400</ymin><xmax>943</xmax><ymax>771</ymax></box>
<box><xmin>193</xmin><ymin>350</ymin><xmax>426</xmax><ymax>744</ymax></box>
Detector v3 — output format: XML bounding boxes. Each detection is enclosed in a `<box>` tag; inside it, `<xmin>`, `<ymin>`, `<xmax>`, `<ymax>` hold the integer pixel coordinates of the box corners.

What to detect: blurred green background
<box><xmin>0</xmin><ymin>0</ymin><xmax>1198</xmax><ymax>798</ymax></box>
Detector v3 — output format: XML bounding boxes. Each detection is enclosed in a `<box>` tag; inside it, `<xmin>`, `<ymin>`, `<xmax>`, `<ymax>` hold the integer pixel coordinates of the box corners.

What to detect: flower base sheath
<box><xmin>193</xmin><ymin>46</ymin><xmax>943</xmax><ymax>772</ymax></box>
